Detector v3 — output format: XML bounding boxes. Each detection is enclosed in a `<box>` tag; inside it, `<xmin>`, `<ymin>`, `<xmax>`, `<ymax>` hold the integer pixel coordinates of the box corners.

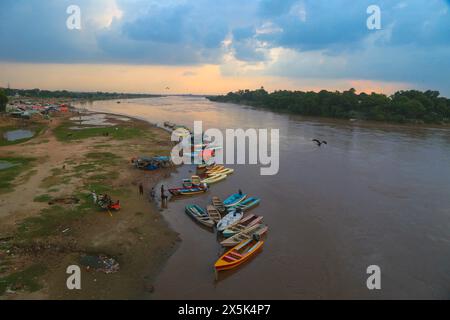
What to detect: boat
<box><xmin>183</xmin><ymin>175</ymin><xmax>202</xmax><ymax>188</ymax></box>
<box><xmin>212</xmin><ymin>196</ymin><xmax>227</xmax><ymax>214</ymax></box>
<box><xmin>220</xmin><ymin>224</ymin><xmax>269</xmax><ymax>247</ymax></box>
<box><xmin>164</xmin><ymin>121</ymin><xmax>176</xmax><ymax>129</ymax></box>
<box><xmin>217</xmin><ymin>210</ymin><xmax>244</xmax><ymax>232</ymax></box>
<box><xmin>223</xmin><ymin>193</ymin><xmax>247</xmax><ymax>207</ymax></box>
<box><xmin>169</xmin><ymin>183</ymin><xmax>208</xmax><ymax>196</ymax></box>
<box><xmin>201</xmin><ymin>174</ymin><xmax>227</xmax><ymax>185</ymax></box>
<box><xmin>222</xmin><ymin>214</ymin><xmax>264</xmax><ymax>238</ymax></box>
<box><xmin>185</xmin><ymin>205</ymin><xmax>215</xmax><ymax>228</ymax></box>
<box><xmin>197</xmin><ymin>162</ymin><xmax>215</xmax><ymax>170</ymax></box>
<box><xmin>205</xmin><ymin>165</ymin><xmax>225</xmax><ymax>174</ymax></box>
<box><xmin>207</xmin><ymin>168</ymin><xmax>234</xmax><ymax>176</ymax></box>
<box><xmin>228</xmin><ymin>197</ymin><xmax>261</xmax><ymax>212</ymax></box>
<box><xmin>214</xmin><ymin>238</ymin><xmax>264</xmax><ymax>272</ymax></box>
<box><xmin>206</xmin><ymin>205</ymin><xmax>222</xmax><ymax>223</ymax></box>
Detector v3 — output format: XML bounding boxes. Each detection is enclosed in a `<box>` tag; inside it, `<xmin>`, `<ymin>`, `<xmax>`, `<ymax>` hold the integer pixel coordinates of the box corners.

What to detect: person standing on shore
<box><xmin>149</xmin><ymin>187</ymin><xmax>156</xmax><ymax>202</ymax></box>
<box><xmin>139</xmin><ymin>183</ymin><xmax>144</xmax><ymax>196</ymax></box>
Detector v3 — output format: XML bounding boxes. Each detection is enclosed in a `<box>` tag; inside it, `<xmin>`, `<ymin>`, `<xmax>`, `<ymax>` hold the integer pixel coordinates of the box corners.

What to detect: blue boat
<box><xmin>229</xmin><ymin>197</ymin><xmax>261</xmax><ymax>211</ymax></box>
<box><xmin>223</xmin><ymin>193</ymin><xmax>247</xmax><ymax>207</ymax></box>
<box><xmin>185</xmin><ymin>205</ymin><xmax>215</xmax><ymax>228</ymax></box>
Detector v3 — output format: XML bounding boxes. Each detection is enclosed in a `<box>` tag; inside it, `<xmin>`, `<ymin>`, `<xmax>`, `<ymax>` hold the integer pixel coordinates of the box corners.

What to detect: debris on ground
<box><xmin>80</xmin><ymin>254</ymin><xmax>120</xmax><ymax>274</ymax></box>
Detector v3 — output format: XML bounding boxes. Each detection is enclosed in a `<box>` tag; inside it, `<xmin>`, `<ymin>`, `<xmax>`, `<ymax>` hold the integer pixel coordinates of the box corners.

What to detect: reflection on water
<box><xmin>80</xmin><ymin>97</ymin><xmax>450</xmax><ymax>299</ymax></box>
<box><xmin>0</xmin><ymin>161</ymin><xmax>17</xmax><ymax>170</ymax></box>
<box><xmin>3</xmin><ymin>129</ymin><xmax>34</xmax><ymax>141</ymax></box>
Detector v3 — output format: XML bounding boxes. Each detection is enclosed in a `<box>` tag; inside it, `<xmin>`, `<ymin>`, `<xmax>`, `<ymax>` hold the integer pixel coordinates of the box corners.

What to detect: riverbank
<box><xmin>0</xmin><ymin>111</ymin><xmax>179</xmax><ymax>299</ymax></box>
<box><xmin>208</xmin><ymin>88</ymin><xmax>450</xmax><ymax>126</ymax></box>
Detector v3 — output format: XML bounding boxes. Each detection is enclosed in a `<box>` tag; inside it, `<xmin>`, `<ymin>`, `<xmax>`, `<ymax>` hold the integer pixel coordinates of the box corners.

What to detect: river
<box><xmin>80</xmin><ymin>96</ymin><xmax>450</xmax><ymax>299</ymax></box>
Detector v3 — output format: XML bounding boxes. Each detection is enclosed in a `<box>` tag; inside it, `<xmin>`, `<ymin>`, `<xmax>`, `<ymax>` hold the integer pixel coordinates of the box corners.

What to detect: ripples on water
<box><xmin>79</xmin><ymin>97</ymin><xmax>450</xmax><ymax>299</ymax></box>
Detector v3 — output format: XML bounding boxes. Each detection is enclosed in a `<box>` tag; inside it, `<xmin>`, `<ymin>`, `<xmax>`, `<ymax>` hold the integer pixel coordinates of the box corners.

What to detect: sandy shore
<box><xmin>0</xmin><ymin>111</ymin><xmax>179</xmax><ymax>299</ymax></box>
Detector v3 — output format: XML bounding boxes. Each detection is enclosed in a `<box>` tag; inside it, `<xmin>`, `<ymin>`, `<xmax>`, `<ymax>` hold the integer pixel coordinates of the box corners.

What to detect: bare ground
<box><xmin>0</xmin><ymin>113</ymin><xmax>179</xmax><ymax>299</ymax></box>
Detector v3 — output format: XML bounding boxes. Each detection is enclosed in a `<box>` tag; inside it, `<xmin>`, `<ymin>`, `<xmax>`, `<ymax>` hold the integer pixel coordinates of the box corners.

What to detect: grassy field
<box><xmin>0</xmin><ymin>264</ymin><xmax>47</xmax><ymax>295</ymax></box>
<box><xmin>54</xmin><ymin>122</ymin><xmax>144</xmax><ymax>142</ymax></box>
<box><xmin>0</xmin><ymin>157</ymin><xmax>36</xmax><ymax>194</ymax></box>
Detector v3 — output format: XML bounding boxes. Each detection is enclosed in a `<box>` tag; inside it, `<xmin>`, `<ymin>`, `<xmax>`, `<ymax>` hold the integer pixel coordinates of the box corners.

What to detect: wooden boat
<box><xmin>205</xmin><ymin>165</ymin><xmax>225</xmax><ymax>174</ymax></box>
<box><xmin>183</xmin><ymin>175</ymin><xmax>202</xmax><ymax>187</ymax></box>
<box><xmin>217</xmin><ymin>210</ymin><xmax>244</xmax><ymax>232</ymax></box>
<box><xmin>164</xmin><ymin>121</ymin><xmax>176</xmax><ymax>129</ymax></box>
<box><xmin>228</xmin><ymin>197</ymin><xmax>261</xmax><ymax>212</ymax></box>
<box><xmin>223</xmin><ymin>193</ymin><xmax>247</xmax><ymax>207</ymax></box>
<box><xmin>212</xmin><ymin>196</ymin><xmax>227</xmax><ymax>214</ymax></box>
<box><xmin>214</xmin><ymin>239</ymin><xmax>264</xmax><ymax>272</ymax></box>
<box><xmin>222</xmin><ymin>214</ymin><xmax>264</xmax><ymax>238</ymax></box>
<box><xmin>201</xmin><ymin>174</ymin><xmax>227</xmax><ymax>185</ymax></box>
<box><xmin>221</xmin><ymin>224</ymin><xmax>269</xmax><ymax>247</ymax></box>
<box><xmin>207</xmin><ymin>168</ymin><xmax>234</xmax><ymax>177</ymax></box>
<box><xmin>197</xmin><ymin>162</ymin><xmax>215</xmax><ymax>170</ymax></box>
<box><xmin>185</xmin><ymin>205</ymin><xmax>215</xmax><ymax>228</ymax></box>
<box><xmin>206</xmin><ymin>205</ymin><xmax>222</xmax><ymax>223</ymax></box>
<box><xmin>169</xmin><ymin>183</ymin><xmax>208</xmax><ymax>196</ymax></box>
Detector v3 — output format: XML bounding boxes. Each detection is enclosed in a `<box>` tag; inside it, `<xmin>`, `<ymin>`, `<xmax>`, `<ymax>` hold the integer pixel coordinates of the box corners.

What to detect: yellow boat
<box><xmin>214</xmin><ymin>239</ymin><xmax>264</xmax><ymax>272</ymax></box>
<box><xmin>207</xmin><ymin>168</ymin><xmax>234</xmax><ymax>176</ymax></box>
<box><xmin>205</xmin><ymin>165</ymin><xmax>225</xmax><ymax>174</ymax></box>
<box><xmin>202</xmin><ymin>174</ymin><xmax>227</xmax><ymax>185</ymax></box>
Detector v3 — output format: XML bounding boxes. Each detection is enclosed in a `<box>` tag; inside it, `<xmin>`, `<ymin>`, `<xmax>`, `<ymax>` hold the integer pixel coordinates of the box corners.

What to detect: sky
<box><xmin>0</xmin><ymin>0</ymin><xmax>449</xmax><ymax>96</ymax></box>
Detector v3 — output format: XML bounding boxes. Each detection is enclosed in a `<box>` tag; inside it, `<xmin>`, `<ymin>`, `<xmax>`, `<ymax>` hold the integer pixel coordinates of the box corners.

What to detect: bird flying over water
<box><xmin>312</xmin><ymin>139</ymin><xmax>328</xmax><ymax>147</ymax></box>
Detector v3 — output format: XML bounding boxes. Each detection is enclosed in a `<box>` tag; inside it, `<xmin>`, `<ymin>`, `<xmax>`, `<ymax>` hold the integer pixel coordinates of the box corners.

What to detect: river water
<box><xmin>81</xmin><ymin>96</ymin><xmax>450</xmax><ymax>299</ymax></box>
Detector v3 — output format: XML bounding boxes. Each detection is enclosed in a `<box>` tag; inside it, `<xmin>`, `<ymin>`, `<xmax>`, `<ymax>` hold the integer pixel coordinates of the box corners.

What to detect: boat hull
<box><xmin>215</xmin><ymin>240</ymin><xmax>264</xmax><ymax>271</ymax></box>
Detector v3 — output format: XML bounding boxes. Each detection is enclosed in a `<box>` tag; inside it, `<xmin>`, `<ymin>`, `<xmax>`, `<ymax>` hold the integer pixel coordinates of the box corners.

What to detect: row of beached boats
<box><xmin>168</xmin><ymin>164</ymin><xmax>235</xmax><ymax>196</ymax></box>
<box><xmin>167</xmin><ymin>161</ymin><xmax>269</xmax><ymax>276</ymax></box>
<box><xmin>185</xmin><ymin>191</ymin><xmax>268</xmax><ymax>274</ymax></box>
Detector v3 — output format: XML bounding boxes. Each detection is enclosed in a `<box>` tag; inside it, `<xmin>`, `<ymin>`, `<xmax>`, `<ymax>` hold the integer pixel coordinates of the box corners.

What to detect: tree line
<box><xmin>0</xmin><ymin>87</ymin><xmax>161</xmax><ymax>101</ymax></box>
<box><xmin>0</xmin><ymin>89</ymin><xmax>8</xmax><ymax>112</ymax></box>
<box><xmin>208</xmin><ymin>88</ymin><xmax>450</xmax><ymax>124</ymax></box>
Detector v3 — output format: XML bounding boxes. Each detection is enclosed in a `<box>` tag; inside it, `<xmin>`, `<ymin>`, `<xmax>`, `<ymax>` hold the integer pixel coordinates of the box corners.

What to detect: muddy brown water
<box><xmin>79</xmin><ymin>96</ymin><xmax>450</xmax><ymax>299</ymax></box>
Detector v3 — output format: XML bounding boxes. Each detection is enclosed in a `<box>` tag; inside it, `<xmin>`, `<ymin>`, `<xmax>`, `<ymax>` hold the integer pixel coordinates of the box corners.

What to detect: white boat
<box><xmin>217</xmin><ymin>210</ymin><xmax>244</xmax><ymax>232</ymax></box>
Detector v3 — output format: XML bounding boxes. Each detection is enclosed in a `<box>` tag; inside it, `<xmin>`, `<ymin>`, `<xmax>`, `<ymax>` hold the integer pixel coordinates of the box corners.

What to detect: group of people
<box><xmin>139</xmin><ymin>182</ymin><xmax>168</xmax><ymax>208</ymax></box>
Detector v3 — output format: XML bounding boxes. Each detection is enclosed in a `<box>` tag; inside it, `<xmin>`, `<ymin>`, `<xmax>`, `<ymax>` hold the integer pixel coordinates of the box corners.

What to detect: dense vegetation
<box><xmin>1</xmin><ymin>87</ymin><xmax>160</xmax><ymax>101</ymax></box>
<box><xmin>0</xmin><ymin>89</ymin><xmax>8</xmax><ymax>112</ymax></box>
<box><xmin>208</xmin><ymin>88</ymin><xmax>450</xmax><ymax>124</ymax></box>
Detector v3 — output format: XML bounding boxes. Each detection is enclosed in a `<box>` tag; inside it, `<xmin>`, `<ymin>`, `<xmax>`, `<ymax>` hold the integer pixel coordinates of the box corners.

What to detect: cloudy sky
<box><xmin>0</xmin><ymin>0</ymin><xmax>449</xmax><ymax>95</ymax></box>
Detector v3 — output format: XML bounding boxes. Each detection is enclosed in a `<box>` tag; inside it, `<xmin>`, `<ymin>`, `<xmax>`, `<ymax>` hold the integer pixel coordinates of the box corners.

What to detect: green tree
<box><xmin>0</xmin><ymin>89</ymin><xmax>8</xmax><ymax>112</ymax></box>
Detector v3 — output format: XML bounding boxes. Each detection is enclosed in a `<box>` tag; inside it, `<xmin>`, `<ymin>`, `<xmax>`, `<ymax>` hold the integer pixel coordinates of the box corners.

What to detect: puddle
<box><xmin>0</xmin><ymin>161</ymin><xmax>18</xmax><ymax>170</ymax></box>
<box><xmin>3</xmin><ymin>129</ymin><xmax>34</xmax><ymax>141</ymax></box>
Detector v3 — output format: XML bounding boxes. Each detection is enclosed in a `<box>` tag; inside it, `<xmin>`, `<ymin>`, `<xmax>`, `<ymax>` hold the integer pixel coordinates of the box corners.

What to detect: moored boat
<box><xmin>222</xmin><ymin>214</ymin><xmax>264</xmax><ymax>238</ymax></box>
<box><xmin>206</xmin><ymin>205</ymin><xmax>222</xmax><ymax>223</ymax></box>
<box><xmin>220</xmin><ymin>224</ymin><xmax>269</xmax><ymax>247</ymax></box>
<box><xmin>223</xmin><ymin>193</ymin><xmax>247</xmax><ymax>207</ymax></box>
<box><xmin>214</xmin><ymin>239</ymin><xmax>264</xmax><ymax>272</ymax></box>
<box><xmin>228</xmin><ymin>197</ymin><xmax>261</xmax><ymax>212</ymax></box>
<box><xmin>207</xmin><ymin>168</ymin><xmax>234</xmax><ymax>176</ymax></box>
<box><xmin>169</xmin><ymin>183</ymin><xmax>208</xmax><ymax>196</ymax></box>
<box><xmin>201</xmin><ymin>174</ymin><xmax>227</xmax><ymax>185</ymax></box>
<box><xmin>217</xmin><ymin>210</ymin><xmax>244</xmax><ymax>232</ymax></box>
<box><xmin>205</xmin><ymin>165</ymin><xmax>225</xmax><ymax>174</ymax></box>
<box><xmin>185</xmin><ymin>205</ymin><xmax>215</xmax><ymax>228</ymax></box>
<box><xmin>212</xmin><ymin>196</ymin><xmax>227</xmax><ymax>214</ymax></box>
